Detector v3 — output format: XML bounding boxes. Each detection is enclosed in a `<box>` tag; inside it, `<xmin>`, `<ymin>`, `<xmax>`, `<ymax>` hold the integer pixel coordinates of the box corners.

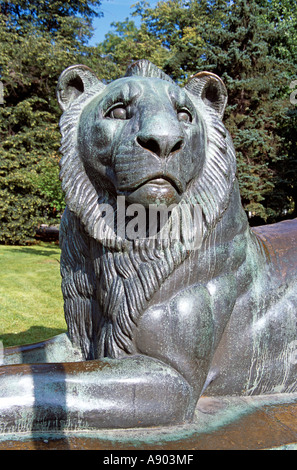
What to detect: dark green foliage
<box><xmin>0</xmin><ymin>0</ymin><xmax>103</xmax><ymax>41</ymax></box>
<box><xmin>0</xmin><ymin>0</ymin><xmax>105</xmax><ymax>244</ymax></box>
<box><xmin>201</xmin><ymin>0</ymin><xmax>297</xmax><ymax>222</ymax></box>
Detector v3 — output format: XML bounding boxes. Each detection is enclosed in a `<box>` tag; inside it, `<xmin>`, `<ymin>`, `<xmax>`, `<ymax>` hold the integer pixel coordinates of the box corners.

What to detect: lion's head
<box><xmin>57</xmin><ymin>60</ymin><xmax>236</xmax><ymax>250</ymax></box>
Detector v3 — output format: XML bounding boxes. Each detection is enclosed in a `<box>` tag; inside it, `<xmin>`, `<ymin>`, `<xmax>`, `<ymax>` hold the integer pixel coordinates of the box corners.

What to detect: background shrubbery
<box><xmin>1</xmin><ymin>0</ymin><xmax>297</xmax><ymax>244</ymax></box>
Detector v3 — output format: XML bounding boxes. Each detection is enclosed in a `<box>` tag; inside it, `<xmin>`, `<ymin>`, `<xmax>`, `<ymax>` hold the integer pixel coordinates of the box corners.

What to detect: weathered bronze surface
<box><xmin>0</xmin><ymin>394</ymin><xmax>296</xmax><ymax>450</ymax></box>
<box><xmin>0</xmin><ymin>60</ymin><xmax>296</xmax><ymax>438</ymax></box>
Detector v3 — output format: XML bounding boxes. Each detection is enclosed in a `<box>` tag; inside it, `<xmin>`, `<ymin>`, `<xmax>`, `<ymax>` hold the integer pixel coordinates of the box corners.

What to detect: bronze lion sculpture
<box><xmin>1</xmin><ymin>60</ymin><xmax>296</xmax><ymax>433</ymax></box>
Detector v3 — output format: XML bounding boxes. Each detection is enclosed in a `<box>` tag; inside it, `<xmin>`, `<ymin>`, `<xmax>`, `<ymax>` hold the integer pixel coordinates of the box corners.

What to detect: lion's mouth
<box><xmin>123</xmin><ymin>175</ymin><xmax>182</xmax><ymax>207</ymax></box>
<box><xmin>135</xmin><ymin>176</ymin><xmax>182</xmax><ymax>195</ymax></box>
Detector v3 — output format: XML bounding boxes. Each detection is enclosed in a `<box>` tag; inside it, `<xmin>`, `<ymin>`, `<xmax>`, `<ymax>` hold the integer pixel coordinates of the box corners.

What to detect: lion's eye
<box><xmin>107</xmin><ymin>106</ymin><xmax>127</xmax><ymax>120</ymax></box>
<box><xmin>177</xmin><ymin>110</ymin><xmax>192</xmax><ymax>123</ymax></box>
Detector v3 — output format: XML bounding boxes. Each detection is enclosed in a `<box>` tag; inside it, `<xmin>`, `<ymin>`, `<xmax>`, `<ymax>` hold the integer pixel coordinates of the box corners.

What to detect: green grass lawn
<box><xmin>0</xmin><ymin>242</ymin><xmax>67</xmax><ymax>347</ymax></box>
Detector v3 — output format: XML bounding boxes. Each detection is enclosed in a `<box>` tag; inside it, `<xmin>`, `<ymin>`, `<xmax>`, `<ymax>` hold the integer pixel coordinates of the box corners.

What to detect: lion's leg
<box><xmin>2</xmin><ymin>333</ymin><xmax>83</xmax><ymax>365</ymax></box>
<box><xmin>0</xmin><ymin>355</ymin><xmax>194</xmax><ymax>431</ymax></box>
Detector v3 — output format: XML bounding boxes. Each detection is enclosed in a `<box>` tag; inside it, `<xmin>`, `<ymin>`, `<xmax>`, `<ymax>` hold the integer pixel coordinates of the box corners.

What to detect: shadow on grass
<box><xmin>0</xmin><ymin>326</ymin><xmax>67</xmax><ymax>348</ymax></box>
<box><xmin>11</xmin><ymin>246</ymin><xmax>60</xmax><ymax>258</ymax></box>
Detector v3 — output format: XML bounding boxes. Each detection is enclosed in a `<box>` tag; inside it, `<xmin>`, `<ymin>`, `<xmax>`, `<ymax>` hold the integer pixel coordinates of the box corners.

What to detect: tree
<box><xmin>0</xmin><ymin>0</ymin><xmax>106</xmax><ymax>244</ymax></box>
<box><xmin>130</xmin><ymin>0</ymin><xmax>226</xmax><ymax>82</ymax></box>
<box><xmin>260</xmin><ymin>0</ymin><xmax>297</xmax><ymax>219</ymax></box>
<box><xmin>201</xmin><ymin>0</ymin><xmax>297</xmax><ymax>222</ymax></box>
<box><xmin>99</xmin><ymin>17</ymin><xmax>171</xmax><ymax>78</ymax></box>
<box><xmin>0</xmin><ymin>0</ymin><xmax>103</xmax><ymax>41</ymax></box>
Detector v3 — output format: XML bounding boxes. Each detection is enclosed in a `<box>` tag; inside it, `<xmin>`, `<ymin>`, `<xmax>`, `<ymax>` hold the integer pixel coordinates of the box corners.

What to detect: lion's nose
<box><xmin>136</xmin><ymin>134</ymin><xmax>184</xmax><ymax>159</ymax></box>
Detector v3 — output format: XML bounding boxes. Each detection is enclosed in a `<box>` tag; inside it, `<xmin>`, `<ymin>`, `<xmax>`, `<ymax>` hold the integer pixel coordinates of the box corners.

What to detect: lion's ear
<box><xmin>185</xmin><ymin>72</ymin><xmax>228</xmax><ymax>119</ymax></box>
<box><xmin>57</xmin><ymin>65</ymin><xmax>104</xmax><ymax>111</ymax></box>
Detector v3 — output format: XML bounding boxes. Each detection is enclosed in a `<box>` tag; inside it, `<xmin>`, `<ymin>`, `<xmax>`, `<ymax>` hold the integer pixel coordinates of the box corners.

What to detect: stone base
<box><xmin>0</xmin><ymin>394</ymin><xmax>297</xmax><ymax>450</ymax></box>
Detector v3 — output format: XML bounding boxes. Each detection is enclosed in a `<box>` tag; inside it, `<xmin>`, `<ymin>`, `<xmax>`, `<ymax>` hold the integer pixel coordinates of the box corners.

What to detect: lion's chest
<box><xmin>135</xmin><ymin>285</ymin><xmax>214</xmax><ymax>386</ymax></box>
